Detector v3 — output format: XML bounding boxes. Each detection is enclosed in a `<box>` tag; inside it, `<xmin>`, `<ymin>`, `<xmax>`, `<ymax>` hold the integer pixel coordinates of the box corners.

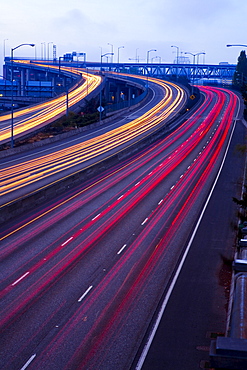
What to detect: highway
<box><xmin>139</xmin><ymin>116</ymin><xmax>246</xmax><ymax>369</ymax></box>
<box><xmin>0</xmin><ymin>76</ymin><xmax>186</xmax><ymax>206</ymax></box>
<box><xmin>0</xmin><ymin>85</ymin><xmax>241</xmax><ymax>369</ymax></box>
<box><xmin>0</xmin><ymin>64</ymin><xmax>101</xmax><ymax>144</ymax></box>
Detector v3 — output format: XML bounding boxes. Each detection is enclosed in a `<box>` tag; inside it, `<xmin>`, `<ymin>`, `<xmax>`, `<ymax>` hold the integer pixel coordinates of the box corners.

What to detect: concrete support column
<box><xmin>52</xmin><ymin>77</ymin><xmax>55</xmax><ymax>97</ymax></box>
<box><xmin>25</xmin><ymin>69</ymin><xmax>30</xmax><ymax>96</ymax></box>
<box><xmin>116</xmin><ymin>85</ymin><xmax>121</xmax><ymax>103</ymax></box>
<box><xmin>128</xmin><ymin>86</ymin><xmax>132</xmax><ymax>107</ymax></box>
<box><xmin>20</xmin><ymin>68</ymin><xmax>25</xmax><ymax>96</ymax></box>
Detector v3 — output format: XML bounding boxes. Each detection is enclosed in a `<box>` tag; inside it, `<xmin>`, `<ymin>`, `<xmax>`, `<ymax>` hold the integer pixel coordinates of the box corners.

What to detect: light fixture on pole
<box><xmin>47</xmin><ymin>42</ymin><xmax>53</xmax><ymax>61</ymax></box>
<box><xmin>99</xmin><ymin>52</ymin><xmax>114</xmax><ymax>122</ymax></box>
<box><xmin>146</xmin><ymin>49</ymin><xmax>156</xmax><ymax>89</ymax></box>
<box><xmin>184</xmin><ymin>52</ymin><xmax>197</xmax><ymax>64</ymax></box>
<box><xmin>3</xmin><ymin>39</ymin><xmax>8</xmax><ymax>59</ymax></box>
<box><xmin>136</xmin><ymin>48</ymin><xmax>139</xmax><ymax>63</ymax></box>
<box><xmin>196</xmin><ymin>52</ymin><xmax>206</xmax><ymax>64</ymax></box>
<box><xmin>227</xmin><ymin>44</ymin><xmax>247</xmax><ymax>48</ymax></box>
<box><xmin>117</xmin><ymin>46</ymin><xmax>124</xmax><ymax>64</ymax></box>
<box><xmin>107</xmin><ymin>43</ymin><xmax>114</xmax><ymax>64</ymax></box>
<box><xmin>171</xmin><ymin>45</ymin><xmax>179</xmax><ymax>63</ymax></box>
<box><xmin>147</xmin><ymin>49</ymin><xmax>157</xmax><ymax>64</ymax></box>
<box><xmin>3</xmin><ymin>39</ymin><xmax>8</xmax><ymax>75</ymax></box>
<box><xmin>41</xmin><ymin>42</ymin><xmax>46</xmax><ymax>59</ymax></box>
<box><xmin>171</xmin><ymin>45</ymin><xmax>179</xmax><ymax>81</ymax></box>
<box><xmin>184</xmin><ymin>52</ymin><xmax>197</xmax><ymax>91</ymax></box>
<box><xmin>11</xmin><ymin>43</ymin><xmax>35</xmax><ymax>148</ymax></box>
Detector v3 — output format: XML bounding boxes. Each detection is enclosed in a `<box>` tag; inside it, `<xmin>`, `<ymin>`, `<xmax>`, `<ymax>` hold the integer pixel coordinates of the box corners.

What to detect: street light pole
<box><xmin>184</xmin><ymin>52</ymin><xmax>197</xmax><ymax>93</ymax></box>
<box><xmin>3</xmin><ymin>39</ymin><xmax>8</xmax><ymax>60</ymax></box>
<box><xmin>136</xmin><ymin>48</ymin><xmax>139</xmax><ymax>63</ymax></box>
<box><xmin>147</xmin><ymin>49</ymin><xmax>157</xmax><ymax>64</ymax></box>
<box><xmin>3</xmin><ymin>39</ymin><xmax>8</xmax><ymax>75</ymax></box>
<box><xmin>146</xmin><ymin>49</ymin><xmax>157</xmax><ymax>89</ymax></box>
<box><xmin>47</xmin><ymin>42</ymin><xmax>53</xmax><ymax>61</ymax></box>
<box><xmin>11</xmin><ymin>43</ymin><xmax>35</xmax><ymax>148</ymax></box>
<box><xmin>107</xmin><ymin>43</ymin><xmax>113</xmax><ymax>64</ymax></box>
<box><xmin>184</xmin><ymin>52</ymin><xmax>196</xmax><ymax>64</ymax></box>
<box><xmin>171</xmin><ymin>45</ymin><xmax>179</xmax><ymax>81</ymax></box>
<box><xmin>196</xmin><ymin>52</ymin><xmax>206</xmax><ymax>64</ymax></box>
<box><xmin>184</xmin><ymin>52</ymin><xmax>205</xmax><ymax>88</ymax></box>
<box><xmin>99</xmin><ymin>52</ymin><xmax>114</xmax><ymax>122</ymax></box>
<box><xmin>117</xmin><ymin>46</ymin><xmax>124</xmax><ymax>64</ymax></box>
<box><xmin>171</xmin><ymin>45</ymin><xmax>179</xmax><ymax>63</ymax></box>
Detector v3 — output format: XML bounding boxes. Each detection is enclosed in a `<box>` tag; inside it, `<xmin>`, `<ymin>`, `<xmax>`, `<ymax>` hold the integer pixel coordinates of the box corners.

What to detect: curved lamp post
<box><xmin>99</xmin><ymin>52</ymin><xmax>114</xmax><ymax>122</ymax></box>
<box><xmin>11</xmin><ymin>43</ymin><xmax>35</xmax><ymax>148</ymax></box>
<box><xmin>107</xmin><ymin>43</ymin><xmax>114</xmax><ymax>63</ymax></box>
<box><xmin>171</xmin><ymin>45</ymin><xmax>179</xmax><ymax>81</ymax></box>
<box><xmin>171</xmin><ymin>45</ymin><xmax>179</xmax><ymax>64</ymax></box>
<box><xmin>184</xmin><ymin>51</ymin><xmax>206</xmax><ymax>64</ymax></box>
<box><xmin>147</xmin><ymin>49</ymin><xmax>157</xmax><ymax>64</ymax></box>
<box><xmin>184</xmin><ymin>52</ymin><xmax>197</xmax><ymax>64</ymax></box>
<box><xmin>117</xmin><ymin>46</ymin><xmax>124</xmax><ymax>64</ymax></box>
<box><xmin>184</xmin><ymin>52</ymin><xmax>198</xmax><ymax>92</ymax></box>
<box><xmin>3</xmin><ymin>39</ymin><xmax>8</xmax><ymax>59</ymax></box>
<box><xmin>146</xmin><ymin>49</ymin><xmax>157</xmax><ymax>86</ymax></box>
<box><xmin>47</xmin><ymin>42</ymin><xmax>53</xmax><ymax>61</ymax></box>
<box><xmin>227</xmin><ymin>44</ymin><xmax>247</xmax><ymax>48</ymax></box>
<box><xmin>196</xmin><ymin>52</ymin><xmax>206</xmax><ymax>64</ymax></box>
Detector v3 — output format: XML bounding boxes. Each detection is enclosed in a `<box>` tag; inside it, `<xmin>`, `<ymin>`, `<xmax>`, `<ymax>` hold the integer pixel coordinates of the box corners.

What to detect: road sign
<box><xmin>97</xmin><ymin>106</ymin><xmax>104</xmax><ymax>112</ymax></box>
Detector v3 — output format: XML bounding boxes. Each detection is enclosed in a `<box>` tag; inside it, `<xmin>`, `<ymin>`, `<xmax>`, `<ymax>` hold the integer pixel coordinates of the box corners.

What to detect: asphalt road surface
<box><xmin>137</xmin><ymin>119</ymin><xmax>247</xmax><ymax>370</ymax></box>
<box><xmin>0</xmin><ymin>87</ymin><xmax>243</xmax><ymax>370</ymax></box>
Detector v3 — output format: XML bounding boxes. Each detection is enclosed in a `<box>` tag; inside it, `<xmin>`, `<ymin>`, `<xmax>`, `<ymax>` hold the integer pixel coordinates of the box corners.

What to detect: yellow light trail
<box><xmin>0</xmin><ymin>75</ymin><xmax>185</xmax><ymax>199</ymax></box>
<box><xmin>0</xmin><ymin>61</ymin><xmax>101</xmax><ymax>142</ymax></box>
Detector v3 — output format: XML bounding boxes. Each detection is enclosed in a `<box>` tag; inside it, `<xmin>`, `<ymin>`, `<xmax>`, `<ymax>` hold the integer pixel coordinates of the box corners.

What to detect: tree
<box><xmin>233</xmin><ymin>51</ymin><xmax>247</xmax><ymax>96</ymax></box>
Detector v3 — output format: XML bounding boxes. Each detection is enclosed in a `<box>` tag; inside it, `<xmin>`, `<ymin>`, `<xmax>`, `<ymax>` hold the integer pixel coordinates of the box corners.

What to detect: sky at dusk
<box><xmin>1</xmin><ymin>0</ymin><xmax>247</xmax><ymax>68</ymax></box>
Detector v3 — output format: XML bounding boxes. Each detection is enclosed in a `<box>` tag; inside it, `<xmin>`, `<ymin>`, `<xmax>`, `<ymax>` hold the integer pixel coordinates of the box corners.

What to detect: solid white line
<box><xmin>117</xmin><ymin>244</ymin><xmax>127</xmax><ymax>254</ymax></box>
<box><xmin>12</xmin><ymin>271</ymin><xmax>30</xmax><ymax>286</ymax></box>
<box><xmin>141</xmin><ymin>218</ymin><xmax>148</xmax><ymax>225</ymax></box>
<box><xmin>20</xmin><ymin>354</ymin><xmax>36</xmax><ymax>370</ymax></box>
<box><xmin>135</xmin><ymin>119</ymin><xmax>237</xmax><ymax>370</ymax></box>
<box><xmin>61</xmin><ymin>236</ymin><xmax>73</xmax><ymax>246</ymax></box>
<box><xmin>78</xmin><ymin>285</ymin><xmax>93</xmax><ymax>302</ymax></box>
<box><xmin>92</xmin><ymin>213</ymin><xmax>101</xmax><ymax>221</ymax></box>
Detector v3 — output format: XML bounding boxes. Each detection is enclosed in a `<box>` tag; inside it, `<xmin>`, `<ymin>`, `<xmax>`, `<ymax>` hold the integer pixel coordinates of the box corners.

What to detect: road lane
<box><xmin>0</xmin><ymin>62</ymin><xmax>101</xmax><ymax>143</ymax></box>
<box><xmin>0</xmin><ymin>77</ymin><xmax>186</xmax><ymax>209</ymax></box>
<box><xmin>0</xmin><ymin>87</ymin><xmax>242</xmax><ymax>369</ymax></box>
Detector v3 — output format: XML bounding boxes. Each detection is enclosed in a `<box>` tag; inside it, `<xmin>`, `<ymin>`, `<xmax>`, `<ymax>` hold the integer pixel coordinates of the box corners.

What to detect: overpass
<box><xmin>84</xmin><ymin>61</ymin><xmax>236</xmax><ymax>82</ymax></box>
<box><xmin>3</xmin><ymin>57</ymin><xmax>236</xmax><ymax>84</ymax></box>
<box><xmin>1</xmin><ymin>59</ymin><xmax>146</xmax><ymax>112</ymax></box>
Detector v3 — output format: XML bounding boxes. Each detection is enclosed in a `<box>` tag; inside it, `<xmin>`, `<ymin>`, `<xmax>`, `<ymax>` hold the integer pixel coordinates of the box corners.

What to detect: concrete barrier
<box><xmin>210</xmin><ymin>227</ymin><xmax>247</xmax><ymax>368</ymax></box>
